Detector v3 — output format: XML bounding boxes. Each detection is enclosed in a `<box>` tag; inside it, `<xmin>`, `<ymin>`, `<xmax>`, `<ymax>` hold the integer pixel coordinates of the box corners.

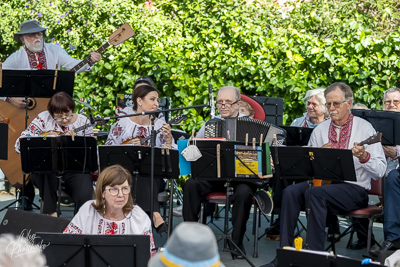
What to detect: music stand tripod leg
<box><xmin>221</xmin><ymin>180</ymin><xmax>256</xmax><ymax>267</ymax></box>
<box><xmin>56</xmin><ymin>172</ymin><xmax>64</xmax><ymax>217</ymax></box>
<box><xmin>0</xmin><ymin>174</ymin><xmax>40</xmax><ymax>213</ymax></box>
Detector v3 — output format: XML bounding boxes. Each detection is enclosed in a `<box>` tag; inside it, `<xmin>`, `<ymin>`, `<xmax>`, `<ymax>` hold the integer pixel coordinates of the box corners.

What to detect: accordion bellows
<box><xmin>204</xmin><ymin>117</ymin><xmax>286</xmax><ymax>145</ymax></box>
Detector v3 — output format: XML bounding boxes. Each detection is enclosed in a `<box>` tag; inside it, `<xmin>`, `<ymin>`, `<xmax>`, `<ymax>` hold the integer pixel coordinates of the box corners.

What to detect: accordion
<box><xmin>204</xmin><ymin>117</ymin><xmax>286</xmax><ymax>145</ymax></box>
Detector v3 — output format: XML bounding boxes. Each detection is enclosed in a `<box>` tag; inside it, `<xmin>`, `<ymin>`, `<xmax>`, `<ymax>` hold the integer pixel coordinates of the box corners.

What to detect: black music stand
<box><xmin>270</xmin><ymin>146</ymin><xmax>357</xmax><ymax>249</ymax></box>
<box><xmin>18</xmin><ymin>136</ymin><xmax>97</xmax><ymax>216</ymax></box>
<box><xmin>191</xmin><ymin>140</ymin><xmax>271</xmax><ymax>267</ymax></box>
<box><xmin>0</xmin><ymin>123</ymin><xmax>8</xmax><ymax>160</ymax></box>
<box><xmin>352</xmin><ymin>109</ymin><xmax>400</xmax><ymax>146</ymax></box>
<box><xmin>98</xmin><ymin>145</ymin><xmax>179</xmax><ymax>237</ymax></box>
<box><xmin>35</xmin><ymin>232</ymin><xmax>150</xmax><ymax>267</ymax></box>
<box><xmin>0</xmin><ymin>69</ymin><xmax>74</xmax><ymax>211</ymax></box>
<box><xmin>280</xmin><ymin>126</ymin><xmax>314</xmax><ymax>146</ymax></box>
<box><xmin>0</xmin><ymin>69</ymin><xmax>74</xmax><ymax>98</ymax></box>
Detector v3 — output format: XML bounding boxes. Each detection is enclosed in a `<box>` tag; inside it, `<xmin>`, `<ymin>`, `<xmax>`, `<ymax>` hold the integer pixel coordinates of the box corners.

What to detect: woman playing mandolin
<box><xmin>105</xmin><ymin>83</ymin><xmax>176</xmax><ymax>233</ymax></box>
<box><xmin>14</xmin><ymin>92</ymin><xmax>95</xmax><ymax>216</ymax></box>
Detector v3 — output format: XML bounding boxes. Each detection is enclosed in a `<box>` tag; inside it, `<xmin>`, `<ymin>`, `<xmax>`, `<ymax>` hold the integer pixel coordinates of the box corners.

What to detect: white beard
<box><xmin>24</xmin><ymin>37</ymin><xmax>44</xmax><ymax>53</ymax></box>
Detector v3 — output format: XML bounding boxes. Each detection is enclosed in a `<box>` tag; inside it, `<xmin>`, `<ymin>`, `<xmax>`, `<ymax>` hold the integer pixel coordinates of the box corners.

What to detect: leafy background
<box><xmin>1</xmin><ymin>0</ymin><xmax>400</xmax><ymax>131</ymax></box>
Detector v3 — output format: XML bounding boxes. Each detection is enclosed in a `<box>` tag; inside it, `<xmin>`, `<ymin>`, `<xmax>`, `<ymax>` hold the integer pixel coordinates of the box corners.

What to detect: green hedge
<box><xmin>1</xmin><ymin>0</ymin><xmax>400</xmax><ymax>130</ymax></box>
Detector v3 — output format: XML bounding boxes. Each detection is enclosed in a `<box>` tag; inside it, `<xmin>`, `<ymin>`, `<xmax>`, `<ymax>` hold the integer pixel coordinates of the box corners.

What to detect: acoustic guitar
<box><xmin>313</xmin><ymin>132</ymin><xmax>382</xmax><ymax>187</ymax></box>
<box><xmin>0</xmin><ymin>98</ymin><xmax>48</xmax><ymax>186</ymax></box>
<box><xmin>122</xmin><ymin>115</ymin><xmax>188</xmax><ymax>145</ymax></box>
<box><xmin>0</xmin><ymin>23</ymin><xmax>134</xmax><ymax>186</ymax></box>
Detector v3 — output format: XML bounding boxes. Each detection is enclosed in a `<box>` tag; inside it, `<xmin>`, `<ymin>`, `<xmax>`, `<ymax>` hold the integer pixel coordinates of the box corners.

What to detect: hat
<box><xmin>253</xmin><ymin>190</ymin><xmax>273</xmax><ymax>216</ymax></box>
<box><xmin>148</xmin><ymin>222</ymin><xmax>226</xmax><ymax>267</ymax></box>
<box><xmin>14</xmin><ymin>20</ymin><xmax>47</xmax><ymax>43</ymax></box>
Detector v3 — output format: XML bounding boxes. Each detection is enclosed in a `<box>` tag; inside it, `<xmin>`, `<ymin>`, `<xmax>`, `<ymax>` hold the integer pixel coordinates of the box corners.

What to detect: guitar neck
<box><xmin>73</xmin><ymin>122</ymin><xmax>93</xmax><ymax>134</ymax></box>
<box><xmin>69</xmin><ymin>42</ymin><xmax>110</xmax><ymax>72</ymax></box>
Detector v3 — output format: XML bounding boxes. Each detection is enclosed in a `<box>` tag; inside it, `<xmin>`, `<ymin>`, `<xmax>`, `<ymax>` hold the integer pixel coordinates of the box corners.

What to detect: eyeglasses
<box><xmin>384</xmin><ymin>100</ymin><xmax>400</xmax><ymax>106</ymax></box>
<box><xmin>25</xmin><ymin>32</ymin><xmax>43</xmax><ymax>38</ymax></box>
<box><xmin>105</xmin><ymin>186</ymin><xmax>131</xmax><ymax>196</ymax></box>
<box><xmin>53</xmin><ymin>114</ymin><xmax>74</xmax><ymax>122</ymax></box>
<box><xmin>216</xmin><ymin>100</ymin><xmax>239</xmax><ymax>108</ymax></box>
<box><xmin>325</xmin><ymin>100</ymin><xmax>347</xmax><ymax>109</ymax></box>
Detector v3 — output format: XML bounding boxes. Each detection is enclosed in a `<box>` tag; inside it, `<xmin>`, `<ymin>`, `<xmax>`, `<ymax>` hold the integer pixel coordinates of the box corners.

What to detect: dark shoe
<box><xmin>349</xmin><ymin>239</ymin><xmax>368</xmax><ymax>250</ymax></box>
<box><xmin>260</xmin><ymin>256</ymin><xmax>278</xmax><ymax>267</ymax></box>
<box><xmin>155</xmin><ymin>223</ymin><xmax>168</xmax><ymax>234</ymax></box>
<box><xmin>229</xmin><ymin>244</ymin><xmax>246</xmax><ymax>260</ymax></box>
<box><xmin>370</xmin><ymin>240</ymin><xmax>397</xmax><ymax>258</ymax></box>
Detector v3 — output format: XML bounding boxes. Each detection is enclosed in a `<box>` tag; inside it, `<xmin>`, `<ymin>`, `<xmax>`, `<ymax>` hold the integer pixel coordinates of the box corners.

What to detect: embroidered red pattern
<box><xmin>328</xmin><ymin>114</ymin><xmax>354</xmax><ymax>149</ymax></box>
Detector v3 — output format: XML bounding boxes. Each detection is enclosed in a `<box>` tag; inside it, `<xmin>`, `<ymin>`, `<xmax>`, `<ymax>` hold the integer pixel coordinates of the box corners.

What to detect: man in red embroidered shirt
<box><xmin>1</xmin><ymin>20</ymin><xmax>101</xmax><ymax>108</ymax></box>
<box><xmin>261</xmin><ymin>82</ymin><xmax>387</xmax><ymax>267</ymax></box>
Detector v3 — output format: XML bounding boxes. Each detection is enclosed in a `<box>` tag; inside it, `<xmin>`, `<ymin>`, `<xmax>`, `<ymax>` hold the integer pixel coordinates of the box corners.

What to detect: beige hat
<box><xmin>14</xmin><ymin>20</ymin><xmax>46</xmax><ymax>43</ymax></box>
<box><xmin>148</xmin><ymin>222</ymin><xmax>225</xmax><ymax>267</ymax></box>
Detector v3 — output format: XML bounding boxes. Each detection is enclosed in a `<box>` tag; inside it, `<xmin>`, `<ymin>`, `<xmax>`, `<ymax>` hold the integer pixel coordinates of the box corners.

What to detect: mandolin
<box><xmin>70</xmin><ymin>23</ymin><xmax>134</xmax><ymax>72</ymax></box>
<box><xmin>313</xmin><ymin>132</ymin><xmax>382</xmax><ymax>187</ymax></box>
<box><xmin>40</xmin><ymin>121</ymin><xmax>96</xmax><ymax>136</ymax></box>
<box><xmin>122</xmin><ymin>114</ymin><xmax>188</xmax><ymax>145</ymax></box>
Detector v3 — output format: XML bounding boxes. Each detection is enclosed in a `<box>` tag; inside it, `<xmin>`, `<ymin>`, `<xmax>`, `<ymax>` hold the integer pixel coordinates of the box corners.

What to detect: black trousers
<box><xmin>280</xmin><ymin>181</ymin><xmax>368</xmax><ymax>250</ymax></box>
<box><xmin>182</xmin><ymin>179</ymin><xmax>256</xmax><ymax>247</ymax></box>
<box><xmin>31</xmin><ymin>172</ymin><xmax>94</xmax><ymax>214</ymax></box>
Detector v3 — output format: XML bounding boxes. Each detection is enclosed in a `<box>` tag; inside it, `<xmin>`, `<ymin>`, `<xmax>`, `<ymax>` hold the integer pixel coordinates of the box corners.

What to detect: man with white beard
<box><xmin>1</xmin><ymin>20</ymin><xmax>101</xmax><ymax>108</ymax></box>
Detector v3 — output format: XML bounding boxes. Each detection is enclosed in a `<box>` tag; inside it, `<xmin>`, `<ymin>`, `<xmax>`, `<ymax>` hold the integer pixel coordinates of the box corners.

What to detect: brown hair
<box><xmin>47</xmin><ymin>92</ymin><xmax>75</xmax><ymax>117</ymax></box>
<box><xmin>132</xmin><ymin>85</ymin><xmax>159</xmax><ymax>111</ymax></box>
<box><xmin>92</xmin><ymin>165</ymin><xmax>134</xmax><ymax>215</ymax></box>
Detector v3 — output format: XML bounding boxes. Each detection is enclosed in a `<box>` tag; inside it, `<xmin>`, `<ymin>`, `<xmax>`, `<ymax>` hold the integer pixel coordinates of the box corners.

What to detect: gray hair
<box><xmin>217</xmin><ymin>86</ymin><xmax>241</xmax><ymax>101</ymax></box>
<box><xmin>324</xmin><ymin>82</ymin><xmax>354</xmax><ymax>102</ymax></box>
<box><xmin>304</xmin><ymin>88</ymin><xmax>327</xmax><ymax>111</ymax></box>
<box><xmin>352</xmin><ymin>103</ymin><xmax>369</xmax><ymax>110</ymax></box>
<box><xmin>383</xmin><ymin>88</ymin><xmax>400</xmax><ymax>101</ymax></box>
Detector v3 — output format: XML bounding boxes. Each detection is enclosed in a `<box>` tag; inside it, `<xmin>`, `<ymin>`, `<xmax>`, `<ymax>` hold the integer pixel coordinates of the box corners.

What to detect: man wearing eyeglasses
<box><xmin>368</xmin><ymin>88</ymin><xmax>400</xmax><ymax>256</ymax></box>
<box><xmin>262</xmin><ymin>82</ymin><xmax>386</xmax><ymax>267</ymax></box>
<box><xmin>183</xmin><ymin>86</ymin><xmax>256</xmax><ymax>260</ymax></box>
<box><xmin>1</xmin><ymin>20</ymin><xmax>101</xmax><ymax>108</ymax></box>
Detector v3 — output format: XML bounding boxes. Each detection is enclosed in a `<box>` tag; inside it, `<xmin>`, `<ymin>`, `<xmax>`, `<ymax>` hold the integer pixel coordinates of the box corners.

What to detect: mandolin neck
<box><xmin>69</xmin><ymin>42</ymin><xmax>110</xmax><ymax>72</ymax></box>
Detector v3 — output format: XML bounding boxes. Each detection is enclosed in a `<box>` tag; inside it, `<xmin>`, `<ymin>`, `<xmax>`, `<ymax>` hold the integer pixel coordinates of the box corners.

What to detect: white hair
<box><xmin>304</xmin><ymin>88</ymin><xmax>327</xmax><ymax>113</ymax></box>
<box><xmin>0</xmin><ymin>234</ymin><xmax>47</xmax><ymax>267</ymax></box>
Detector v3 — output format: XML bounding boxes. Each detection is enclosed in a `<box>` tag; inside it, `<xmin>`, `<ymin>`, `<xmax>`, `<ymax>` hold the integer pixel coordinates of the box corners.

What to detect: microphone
<box><xmin>209</xmin><ymin>83</ymin><xmax>215</xmax><ymax>119</ymax></box>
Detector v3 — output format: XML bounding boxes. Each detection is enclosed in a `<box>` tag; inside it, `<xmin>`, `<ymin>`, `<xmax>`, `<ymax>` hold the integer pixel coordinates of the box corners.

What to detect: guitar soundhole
<box><xmin>27</xmin><ymin>98</ymin><xmax>37</xmax><ymax>110</ymax></box>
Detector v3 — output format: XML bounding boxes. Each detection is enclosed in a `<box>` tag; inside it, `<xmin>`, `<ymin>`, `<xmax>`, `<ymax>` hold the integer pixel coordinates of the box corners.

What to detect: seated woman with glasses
<box><xmin>64</xmin><ymin>165</ymin><xmax>155</xmax><ymax>255</ymax></box>
<box><xmin>105</xmin><ymin>84</ymin><xmax>176</xmax><ymax>234</ymax></box>
<box><xmin>291</xmin><ymin>88</ymin><xmax>329</xmax><ymax>128</ymax></box>
<box><xmin>14</xmin><ymin>92</ymin><xmax>94</xmax><ymax>217</ymax></box>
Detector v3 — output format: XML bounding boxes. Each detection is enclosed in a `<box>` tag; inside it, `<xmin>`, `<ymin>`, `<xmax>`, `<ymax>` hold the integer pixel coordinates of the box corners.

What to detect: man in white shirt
<box><xmin>1</xmin><ymin>20</ymin><xmax>101</xmax><ymax>108</ymax></box>
<box><xmin>262</xmin><ymin>82</ymin><xmax>386</xmax><ymax>267</ymax></box>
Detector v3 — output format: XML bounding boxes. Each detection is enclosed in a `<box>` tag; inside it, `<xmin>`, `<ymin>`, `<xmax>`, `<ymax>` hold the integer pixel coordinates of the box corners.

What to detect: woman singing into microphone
<box><xmin>105</xmin><ymin>84</ymin><xmax>176</xmax><ymax>234</ymax></box>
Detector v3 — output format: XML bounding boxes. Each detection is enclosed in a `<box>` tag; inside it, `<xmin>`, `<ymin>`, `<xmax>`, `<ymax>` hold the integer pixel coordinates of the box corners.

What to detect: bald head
<box><xmin>216</xmin><ymin>86</ymin><xmax>241</xmax><ymax>118</ymax></box>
